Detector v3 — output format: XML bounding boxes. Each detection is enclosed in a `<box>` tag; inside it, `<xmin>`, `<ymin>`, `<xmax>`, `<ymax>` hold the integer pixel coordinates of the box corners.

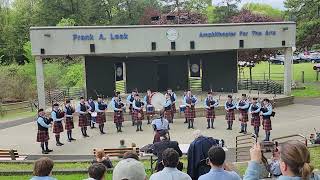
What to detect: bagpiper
<box><xmin>64</xmin><ymin>100</ymin><xmax>76</xmax><ymax>142</ymax></box>
<box><xmin>144</xmin><ymin>89</ymin><xmax>155</xmax><ymax>124</ymax></box>
<box><xmin>51</xmin><ymin>103</ymin><xmax>65</xmax><ymax>146</ymax></box>
<box><xmin>225</xmin><ymin>95</ymin><xmax>236</xmax><ymax>130</ymax></box>
<box><xmin>204</xmin><ymin>92</ymin><xmax>219</xmax><ymax>129</ymax></box>
<box><xmin>126</xmin><ymin>90</ymin><xmax>137</xmax><ymax>126</ymax></box>
<box><xmin>36</xmin><ymin>108</ymin><xmax>53</xmax><ymax>154</ymax></box>
<box><xmin>183</xmin><ymin>90</ymin><xmax>198</xmax><ymax>129</ymax></box>
<box><xmin>151</xmin><ymin>110</ymin><xmax>169</xmax><ymax>143</ymax></box>
<box><xmin>132</xmin><ymin>94</ymin><xmax>145</xmax><ymax>132</ymax></box>
<box><xmin>249</xmin><ymin>97</ymin><xmax>261</xmax><ymax>137</ymax></box>
<box><xmin>95</xmin><ymin>96</ymin><xmax>107</xmax><ymax>134</ymax></box>
<box><xmin>237</xmin><ymin>94</ymin><xmax>250</xmax><ymax>134</ymax></box>
<box><xmin>76</xmin><ymin>97</ymin><xmax>91</xmax><ymax>137</ymax></box>
<box><xmin>163</xmin><ymin>93</ymin><xmax>173</xmax><ymax>128</ymax></box>
<box><xmin>260</xmin><ymin>98</ymin><xmax>273</xmax><ymax>141</ymax></box>
<box><xmin>88</xmin><ymin>97</ymin><xmax>96</xmax><ymax>129</ymax></box>
<box><xmin>111</xmin><ymin>94</ymin><xmax>125</xmax><ymax>132</ymax></box>
<box><xmin>167</xmin><ymin>88</ymin><xmax>177</xmax><ymax>123</ymax></box>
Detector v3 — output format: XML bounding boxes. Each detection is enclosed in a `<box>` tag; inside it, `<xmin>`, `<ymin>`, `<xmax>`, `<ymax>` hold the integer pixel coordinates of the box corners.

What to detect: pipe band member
<box><xmin>133</xmin><ymin>94</ymin><xmax>145</xmax><ymax>132</ymax></box>
<box><xmin>249</xmin><ymin>97</ymin><xmax>261</xmax><ymax>137</ymax></box>
<box><xmin>51</xmin><ymin>103</ymin><xmax>65</xmax><ymax>146</ymax></box>
<box><xmin>88</xmin><ymin>97</ymin><xmax>96</xmax><ymax>129</ymax></box>
<box><xmin>95</xmin><ymin>96</ymin><xmax>107</xmax><ymax>135</ymax></box>
<box><xmin>36</xmin><ymin>108</ymin><xmax>53</xmax><ymax>154</ymax></box>
<box><xmin>163</xmin><ymin>93</ymin><xmax>173</xmax><ymax>125</ymax></box>
<box><xmin>167</xmin><ymin>88</ymin><xmax>177</xmax><ymax>122</ymax></box>
<box><xmin>76</xmin><ymin>96</ymin><xmax>91</xmax><ymax>137</ymax></box>
<box><xmin>144</xmin><ymin>89</ymin><xmax>155</xmax><ymax>124</ymax></box>
<box><xmin>204</xmin><ymin>92</ymin><xmax>219</xmax><ymax>129</ymax></box>
<box><xmin>126</xmin><ymin>90</ymin><xmax>137</xmax><ymax>126</ymax></box>
<box><xmin>184</xmin><ymin>90</ymin><xmax>198</xmax><ymax>129</ymax></box>
<box><xmin>151</xmin><ymin>110</ymin><xmax>169</xmax><ymax>144</ymax></box>
<box><xmin>260</xmin><ymin>98</ymin><xmax>273</xmax><ymax>141</ymax></box>
<box><xmin>225</xmin><ymin>95</ymin><xmax>236</xmax><ymax>130</ymax></box>
<box><xmin>111</xmin><ymin>94</ymin><xmax>124</xmax><ymax>133</ymax></box>
<box><xmin>64</xmin><ymin>100</ymin><xmax>76</xmax><ymax>142</ymax></box>
<box><xmin>237</xmin><ymin>94</ymin><xmax>250</xmax><ymax>134</ymax></box>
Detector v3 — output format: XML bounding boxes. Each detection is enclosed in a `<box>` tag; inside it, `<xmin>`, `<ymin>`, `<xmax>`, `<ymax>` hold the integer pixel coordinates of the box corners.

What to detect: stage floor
<box><xmin>0</xmin><ymin>101</ymin><xmax>319</xmax><ymax>156</ymax></box>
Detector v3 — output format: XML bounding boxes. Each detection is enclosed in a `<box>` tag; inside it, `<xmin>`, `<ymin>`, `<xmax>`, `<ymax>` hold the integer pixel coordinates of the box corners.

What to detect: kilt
<box><xmin>239</xmin><ymin>110</ymin><xmax>249</xmax><ymax>122</ymax></box>
<box><xmin>129</xmin><ymin>105</ymin><xmax>133</xmax><ymax>115</ymax></box>
<box><xmin>36</xmin><ymin>130</ymin><xmax>49</xmax><ymax>142</ymax></box>
<box><xmin>96</xmin><ymin>112</ymin><xmax>106</xmax><ymax>124</ymax></box>
<box><xmin>164</xmin><ymin>110</ymin><xmax>173</xmax><ymax>121</ymax></box>
<box><xmin>65</xmin><ymin>117</ymin><xmax>74</xmax><ymax>130</ymax></box>
<box><xmin>153</xmin><ymin>131</ymin><xmax>161</xmax><ymax>143</ymax></box>
<box><xmin>225</xmin><ymin>110</ymin><xmax>235</xmax><ymax>122</ymax></box>
<box><xmin>133</xmin><ymin>109</ymin><xmax>144</xmax><ymax>122</ymax></box>
<box><xmin>206</xmin><ymin>108</ymin><xmax>215</xmax><ymax>119</ymax></box>
<box><xmin>78</xmin><ymin>114</ymin><xmax>88</xmax><ymax>127</ymax></box>
<box><xmin>263</xmin><ymin>118</ymin><xmax>272</xmax><ymax>131</ymax></box>
<box><xmin>53</xmin><ymin>122</ymin><xmax>64</xmax><ymax>133</ymax></box>
<box><xmin>251</xmin><ymin>114</ymin><xmax>260</xmax><ymax>127</ymax></box>
<box><xmin>185</xmin><ymin>106</ymin><xmax>196</xmax><ymax>119</ymax></box>
<box><xmin>114</xmin><ymin>111</ymin><xmax>124</xmax><ymax>123</ymax></box>
<box><xmin>171</xmin><ymin>103</ymin><xmax>177</xmax><ymax>113</ymax></box>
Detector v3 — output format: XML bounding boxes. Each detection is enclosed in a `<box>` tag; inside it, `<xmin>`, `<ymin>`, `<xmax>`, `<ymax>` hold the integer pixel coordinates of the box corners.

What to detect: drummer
<box><xmin>144</xmin><ymin>89</ymin><xmax>155</xmax><ymax>124</ymax></box>
<box><xmin>182</xmin><ymin>90</ymin><xmax>188</xmax><ymax>123</ymax></box>
<box><xmin>163</xmin><ymin>93</ymin><xmax>173</xmax><ymax>125</ymax></box>
<box><xmin>126</xmin><ymin>90</ymin><xmax>137</xmax><ymax>126</ymax></box>
<box><xmin>167</xmin><ymin>88</ymin><xmax>177</xmax><ymax>122</ymax></box>
<box><xmin>151</xmin><ymin>110</ymin><xmax>169</xmax><ymax>143</ymax></box>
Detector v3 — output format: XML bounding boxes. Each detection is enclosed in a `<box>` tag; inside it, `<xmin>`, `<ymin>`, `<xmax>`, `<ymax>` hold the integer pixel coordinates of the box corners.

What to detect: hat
<box><xmin>53</xmin><ymin>103</ymin><xmax>59</xmax><ymax>107</ymax></box>
<box><xmin>112</xmin><ymin>158</ymin><xmax>146</xmax><ymax>180</ymax></box>
<box><xmin>66</xmin><ymin>99</ymin><xmax>71</xmax><ymax>103</ymax></box>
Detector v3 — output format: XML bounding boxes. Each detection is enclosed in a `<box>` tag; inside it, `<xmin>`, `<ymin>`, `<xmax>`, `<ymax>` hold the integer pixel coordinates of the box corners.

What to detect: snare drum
<box><xmin>91</xmin><ymin>112</ymin><xmax>97</xmax><ymax>117</ymax></box>
<box><xmin>179</xmin><ymin>105</ymin><xmax>186</xmax><ymax>113</ymax></box>
<box><xmin>147</xmin><ymin>105</ymin><xmax>155</xmax><ymax>113</ymax></box>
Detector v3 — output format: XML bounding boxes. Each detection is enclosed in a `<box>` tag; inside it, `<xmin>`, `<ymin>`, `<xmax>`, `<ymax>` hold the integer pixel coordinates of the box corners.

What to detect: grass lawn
<box><xmin>0</xmin><ymin>111</ymin><xmax>36</xmax><ymax>121</ymax></box>
<box><xmin>292</xmin><ymin>82</ymin><xmax>320</xmax><ymax>97</ymax></box>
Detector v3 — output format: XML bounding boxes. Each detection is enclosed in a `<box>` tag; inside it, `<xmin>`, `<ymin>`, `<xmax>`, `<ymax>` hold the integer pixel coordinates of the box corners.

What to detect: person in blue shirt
<box><xmin>64</xmin><ymin>99</ymin><xmax>76</xmax><ymax>142</ymax></box>
<box><xmin>88</xmin><ymin>97</ymin><xmax>96</xmax><ymax>129</ymax></box>
<box><xmin>127</xmin><ymin>90</ymin><xmax>137</xmax><ymax>126</ymax></box>
<box><xmin>36</xmin><ymin>109</ymin><xmax>53</xmax><ymax>154</ymax></box>
<box><xmin>260</xmin><ymin>98</ymin><xmax>273</xmax><ymax>141</ymax></box>
<box><xmin>30</xmin><ymin>157</ymin><xmax>56</xmax><ymax>180</ymax></box>
<box><xmin>198</xmin><ymin>146</ymin><xmax>241</xmax><ymax>180</ymax></box>
<box><xmin>248</xmin><ymin>97</ymin><xmax>261</xmax><ymax>137</ymax></box>
<box><xmin>144</xmin><ymin>89</ymin><xmax>155</xmax><ymax>124</ymax></box>
<box><xmin>167</xmin><ymin>88</ymin><xmax>177</xmax><ymax>122</ymax></box>
<box><xmin>76</xmin><ymin>97</ymin><xmax>91</xmax><ymax>137</ymax></box>
<box><xmin>204</xmin><ymin>92</ymin><xmax>219</xmax><ymax>129</ymax></box>
<box><xmin>163</xmin><ymin>93</ymin><xmax>173</xmax><ymax>124</ymax></box>
<box><xmin>111</xmin><ymin>94</ymin><xmax>125</xmax><ymax>133</ymax></box>
<box><xmin>51</xmin><ymin>103</ymin><xmax>64</xmax><ymax>146</ymax></box>
<box><xmin>236</xmin><ymin>94</ymin><xmax>250</xmax><ymax>134</ymax></box>
<box><xmin>183</xmin><ymin>90</ymin><xmax>198</xmax><ymax>129</ymax></box>
<box><xmin>95</xmin><ymin>96</ymin><xmax>107</xmax><ymax>134</ymax></box>
<box><xmin>151</xmin><ymin>110</ymin><xmax>169</xmax><ymax>143</ymax></box>
<box><xmin>225</xmin><ymin>95</ymin><xmax>236</xmax><ymax>130</ymax></box>
<box><xmin>133</xmin><ymin>94</ymin><xmax>145</xmax><ymax>132</ymax></box>
<box><xmin>182</xmin><ymin>90</ymin><xmax>188</xmax><ymax>123</ymax></box>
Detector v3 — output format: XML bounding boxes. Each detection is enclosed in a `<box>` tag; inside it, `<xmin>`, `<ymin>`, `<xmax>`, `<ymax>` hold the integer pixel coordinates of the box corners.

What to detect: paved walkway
<box><xmin>0</xmin><ymin>102</ymin><xmax>319</xmax><ymax>156</ymax></box>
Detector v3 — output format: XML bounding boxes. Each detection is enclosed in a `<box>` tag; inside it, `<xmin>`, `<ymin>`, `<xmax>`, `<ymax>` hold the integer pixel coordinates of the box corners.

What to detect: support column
<box><xmin>123</xmin><ymin>62</ymin><xmax>127</xmax><ymax>94</ymax></box>
<box><xmin>35</xmin><ymin>56</ymin><xmax>45</xmax><ymax>109</ymax></box>
<box><xmin>284</xmin><ymin>47</ymin><xmax>293</xmax><ymax>96</ymax></box>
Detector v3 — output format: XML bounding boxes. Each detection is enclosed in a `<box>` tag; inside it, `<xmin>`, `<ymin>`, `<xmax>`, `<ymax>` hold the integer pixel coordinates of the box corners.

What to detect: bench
<box><xmin>93</xmin><ymin>147</ymin><xmax>140</xmax><ymax>158</ymax></box>
<box><xmin>0</xmin><ymin>149</ymin><xmax>20</xmax><ymax>160</ymax></box>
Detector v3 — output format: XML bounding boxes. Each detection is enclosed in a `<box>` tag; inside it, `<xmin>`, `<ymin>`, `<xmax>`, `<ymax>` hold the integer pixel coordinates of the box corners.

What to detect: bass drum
<box><xmin>151</xmin><ymin>92</ymin><xmax>166</xmax><ymax>111</ymax></box>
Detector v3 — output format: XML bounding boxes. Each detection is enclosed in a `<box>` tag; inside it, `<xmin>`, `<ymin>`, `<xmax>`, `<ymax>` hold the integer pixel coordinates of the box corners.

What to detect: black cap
<box><xmin>53</xmin><ymin>103</ymin><xmax>59</xmax><ymax>107</ymax></box>
<box><xmin>135</xmin><ymin>94</ymin><xmax>140</xmax><ymax>97</ymax></box>
<box><xmin>228</xmin><ymin>95</ymin><xmax>232</xmax><ymax>98</ymax></box>
<box><xmin>242</xmin><ymin>94</ymin><xmax>247</xmax><ymax>97</ymax></box>
<box><xmin>66</xmin><ymin>100</ymin><xmax>71</xmax><ymax>103</ymax></box>
<box><xmin>263</xmin><ymin>98</ymin><xmax>270</xmax><ymax>103</ymax></box>
<box><xmin>208</xmin><ymin>91</ymin><xmax>212</xmax><ymax>94</ymax></box>
<box><xmin>253</xmin><ymin>97</ymin><xmax>258</xmax><ymax>100</ymax></box>
<box><xmin>38</xmin><ymin>108</ymin><xmax>44</xmax><ymax>113</ymax></box>
<box><xmin>80</xmin><ymin>96</ymin><xmax>84</xmax><ymax>100</ymax></box>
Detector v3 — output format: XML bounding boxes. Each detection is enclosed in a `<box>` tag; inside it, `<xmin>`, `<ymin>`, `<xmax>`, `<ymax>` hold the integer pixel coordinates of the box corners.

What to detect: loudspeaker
<box><xmin>90</xmin><ymin>44</ymin><xmax>95</xmax><ymax>53</ymax></box>
<box><xmin>151</xmin><ymin>42</ymin><xmax>156</xmax><ymax>50</ymax></box>
<box><xmin>239</xmin><ymin>40</ymin><xmax>244</xmax><ymax>48</ymax></box>
<box><xmin>171</xmin><ymin>41</ymin><xmax>176</xmax><ymax>50</ymax></box>
<box><xmin>282</xmin><ymin>41</ymin><xmax>286</xmax><ymax>46</ymax></box>
<box><xmin>40</xmin><ymin>48</ymin><xmax>45</xmax><ymax>55</ymax></box>
<box><xmin>190</xmin><ymin>41</ymin><xmax>195</xmax><ymax>49</ymax></box>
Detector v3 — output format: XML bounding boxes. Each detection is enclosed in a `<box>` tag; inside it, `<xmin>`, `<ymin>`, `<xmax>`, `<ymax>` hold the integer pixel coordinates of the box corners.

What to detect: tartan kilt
<box><xmin>78</xmin><ymin>115</ymin><xmax>88</xmax><ymax>127</ymax></box>
<box><xmin>251</xmin><ymin>114</ymin><xmax>261</xmax><ymax>127</ymax></box>
<box><xmin>65</xmin><ymin>117</ymin><xmax>74</xmax><ymax>130</ymax></box>
<box><xmin>133</xmin><ymin>109</ymin><xmax>144</xmax><ymax>121</ymax></box>
<box><xmin>185</xmin><ymin>106</ymin><xmax>196</xmax><ymax>119</ymax></box>
<box><xmin>225</xmin><ymin>110</ymin><xmax>235</xmax><ymax>122</ymax></box>
<box><xmin>114</xmin><ymin>111</ymin><xmax>124</xmax><ymax>123</ymax></box>
<box><xmin>96</xmin><ymin>112</ymin><xmax>106</xmax><ymax>124</ymax></box>
<box><xmin>239</xmin><ymin>110</ymin><xmax>249</xmax><ymax>122</ymax></box>
<box><xmin>263</xmin><ymin>118</ymin><xmax>272</xmax><ymax>131</ymax></box>
<box><xmin>164</xmin><ymin>110</ymin><xmax>173</xmax><ymax>121</ymax></box>
<box><xmin>53</xmin><ymin>122</ymin><xmax>64</xmax><ymax>133</ymax></box>
<box><xmin>206</xmin><ymin>108</ymin><xmax>215</xmax><ymax>119</ymax></box>
<box><xmin>129</xmin><ymin>105</ymin><xmax>133</xmax><ymax>115</ymax></box>
<box><xmin>37</xmin><ymin>130</ymin><xmax>49</xmax><ymax>142</ymax></box>
<box><xmin>171</xmin><ymin>103</ymin><xmax>177</xmax><ymax>113</ymax></box>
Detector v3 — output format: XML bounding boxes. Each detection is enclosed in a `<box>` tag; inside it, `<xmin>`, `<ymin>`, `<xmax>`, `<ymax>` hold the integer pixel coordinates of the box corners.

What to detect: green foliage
<box><xmin>242</xmin><ymin>3</ymin><xmax>284</xmax><ymax>19</ymax></box>
<box><xmin>56</xmin><ymin>18</ymin><xmax>76</xmax><ymax>26</ymax></box>
<box><xmin>205</xmin><ymin>6</ymin><xmax>220</xmax><ymax>23</ymax></box>
<box><xmin>60</xmin><ymin>63</ymin><xmax>85</xmax><ymax>88</ymax></box>
<box><xmin>23</xmin><ymin>41</ymin><xmax>34</xmax><ymax>64</ymax></box>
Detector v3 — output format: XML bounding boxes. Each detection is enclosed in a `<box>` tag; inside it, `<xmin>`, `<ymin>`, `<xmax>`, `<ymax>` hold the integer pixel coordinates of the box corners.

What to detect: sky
<box><xmin>213</xmin><ymin>0</ymin><xmax>286</xmax><ymax>10</ymax></box>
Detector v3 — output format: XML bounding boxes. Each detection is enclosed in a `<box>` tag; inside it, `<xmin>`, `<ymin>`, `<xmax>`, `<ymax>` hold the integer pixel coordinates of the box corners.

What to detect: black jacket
<box><xmin>153</xmin><ymin>140</ymin><xmax>182</xmax><ymax>163</ymax></box>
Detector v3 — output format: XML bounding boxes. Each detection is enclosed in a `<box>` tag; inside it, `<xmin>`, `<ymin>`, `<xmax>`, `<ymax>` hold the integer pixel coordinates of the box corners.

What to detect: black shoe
<box><xmin>184</xmin><ymin>121</ymin><xmax>188</xmax><ymax>123</ymax></box>
<box><xmin>100</xmin><ymin>131</ymin><xmax>106</xmax><ymax>134</ymax></box>
<box><xmin>68</xmin><ymin>139</ymin><xmax>71</xmax><ymax>142</ymax></box>
<box><xmin>136</xmin><ymin>129</ymin><xmax>139</xmax><ymax>132</ymax></box>
<box><xmin>46</xmin><ymin>149</ymin><xmax>53</xmax><ymax>152</ymax></box>
<box><xmin>207</xmin><ymin>127</ymin><xmax>210</xmax><ymax>129</ymax></box>
<box><xmin>140</xmin><ymin>129</ymin><xmax>143</xmax><ymax>131</ymax></box>
<box><xmin>85</xmin><ymin>134</ymin><xmax>90</xmax><ymax>137</ymax></box>
<box><xmin>42</xmin><ymin>150</ymin><xmax>49</xmax><ymax>154</ymax></box>
<box><xmin>211</xmin><ymin>126</ymin><xmax>215</xmax><ymax>129</ymax></box>
<box><xmin>70</xmin><ymin>138</ymin><xmax>76</xmax><ymax>141</ymax></box>
<box><xmin>119</xmin><ymin>130</ymin><xmax>123</xmax><ymax>132</ymax></box>
<box><xmin>188</xmin><ymin>126</ymin><xmax>191</xmax><ymax>129</ymax></box>
<box><xmin>239</xmin><ymin>130</ymin><xmax>244</xmax><ymax>133</ymax></box>
<box><xmin>244</xmin><ymin>131</ymin><xmax>247</xmax><ymax>134</ymax></box>
<box><xmin>59</xmin><ymin>142</ymin><xmax>64</xmax><ymax>146</ymax></box>
<box><xmin>56</xmin><ymin>143</ymin><xmax>62</xmax><ymax>146</ymax></box>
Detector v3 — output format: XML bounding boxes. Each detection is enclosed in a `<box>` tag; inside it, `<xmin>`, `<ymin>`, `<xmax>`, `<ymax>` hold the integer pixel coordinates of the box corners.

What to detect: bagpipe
<box><xmin>56</xmin><ymin>109</ymin><xmax>65</xmax><ymax>119</ymax></box>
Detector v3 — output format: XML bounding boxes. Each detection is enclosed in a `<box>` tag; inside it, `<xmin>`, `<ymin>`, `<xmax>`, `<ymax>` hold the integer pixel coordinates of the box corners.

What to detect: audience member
<box><xmin>92</xmin><ymin>149</ymin><xmax>113</xmax><ymax>169</ymax></box>
<box><xmin>244</xmin><ymin>140</ymin><xmax>320</xmax><ymax>180</ymax></box>
<box><xmin>86</xmin><ymin>163</ymin><xmax>106</xmax><ymax>180</ymax></box>
<box><xmin>113</xmin><ymin>158</ymin><xmax>146</xmax><ymax>180</ymax></box>
<box><xmin>123</xmin><ymin>151</ymin><xmax>139</xmax><ymax>161</ymax></box>
<box><xmin>150</xmin><ymin>148</ymin><xmax>192</xmax><ymax>180</ymax></box>
<box><xmin>198</xmin><ymin>146</ymin><xmax>241</xmax><ymax>180</ymax></box>
<box><xmin>30</xmin><ymin>157</ymin><xmax>56</xmax><ymax>180</ymax></box>
<box><xmin>119</xmin><ymin>139</ymin><xmax>126</xmax><ymax>148</ymax></box>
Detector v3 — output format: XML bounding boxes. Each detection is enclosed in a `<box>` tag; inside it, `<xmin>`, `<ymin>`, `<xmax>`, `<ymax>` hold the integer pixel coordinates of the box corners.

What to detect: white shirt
<box><xmin>150</xmin><ymin>167</ymin><xmax>192</xmax><ymax>180</ymax></box>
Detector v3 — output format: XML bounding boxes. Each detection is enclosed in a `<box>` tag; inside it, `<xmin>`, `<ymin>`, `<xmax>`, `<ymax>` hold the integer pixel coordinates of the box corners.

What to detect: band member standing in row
<box><xmin>225</xmin><ymin>95</ymin><xmax>236</xmax><ymax>130</ymax></box>
<box><xmin>88</xmin><ymin>97</ymin><xmax>96</xmax><ymax>129</ymax></box>
<box><xmin>260</xmin><ymin>98</ymin><xmax>273</xmax><ymax>141</ymax></box>
<box><xmin>37</xmin><ymin>109</ymin><xmax>53</xmax><ymax>154</ymax></box>
<box><xmin>127</xmin><ymin>91</ymin><xmax>136</xmax><ymax>126</ymax></box>
<box><xmin>163</xmin><ymin>93</ymin><xmax>172</xmax><ymax>129</ymax></box>
<box><xmin>184</xmin><ymin>90</ymin><xmax>198</xmax><ymax>129</ymax></box>
<box><xmin>167</xmin><ymin>88</ymin><xmax>177</xmax><ymax>123</ymax></box>
<box><xmin>64</xmin><ymin>100</ymin><xmax>76</xmax><ymax>142</ymax></box>
<box><xmin>111</xmin><ymin>94</ymin><xmax>124</xmax><ymax>133</ymax></box>
<box><xmin>144</xmin><ymin>89</ymin><xmax>155</xmax><ymax>124</ymax></box>
<box><xmin>77</xmin><ymin>97</ymin><xmax>90</xmax><ymax>137</ymax></box>
<box><xmin>204</xmin><ymin>92</ymin><xmax>219</xmax><ymax>129</ymax></box>
<box><xmin>237</xmin><ymin>94</ymin><xmax>250</xmax><ymax>134</ymax></box>
<box><xmin>152</xmin><ymin>110</ymin><xmax>169</xmax><ymax>143</ymax></box>
<box><xmin>95</xmin><ymin>96</ymin><xmax>107</xmax><ymax>134</ymax></box>
<box><xmin>249</xmin><ymin>97</ymin><xmax>261</xmax><ymax>137</ymax></box>
<box><xmin>183</xmin><ymin>90</ymin><xmax>188</xmax><ymax>123</ymax></box>
<box><xmin>51</xmin><ymin>103</ymin><xmax>64</xmax><ymax>146</ymax></box>
<box><xmin>133</xmin><ymin>94</ymin><xmax>145</xmax><ymax>132</ymax></box>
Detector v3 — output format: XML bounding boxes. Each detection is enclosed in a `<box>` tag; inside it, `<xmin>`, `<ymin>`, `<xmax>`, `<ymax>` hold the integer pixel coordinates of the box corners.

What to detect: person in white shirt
<box><xmin>150</xmin><ymin>148</ymin><xmax>192</xmax><ymax>180</ymax></box>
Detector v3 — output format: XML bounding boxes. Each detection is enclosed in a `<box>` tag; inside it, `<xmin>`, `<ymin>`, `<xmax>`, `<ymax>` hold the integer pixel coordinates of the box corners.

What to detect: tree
<box><xmin>242</xmin><ymin>3</ymin><xmax>284</xmax><ymax>19</ymax></box>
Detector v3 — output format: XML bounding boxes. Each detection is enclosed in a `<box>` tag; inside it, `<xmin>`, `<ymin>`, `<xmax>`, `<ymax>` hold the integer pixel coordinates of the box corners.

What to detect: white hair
<box><xmin>193</xmin><ymin>130</ymin><xmax>202</xmax><ymax>139</ymax></box>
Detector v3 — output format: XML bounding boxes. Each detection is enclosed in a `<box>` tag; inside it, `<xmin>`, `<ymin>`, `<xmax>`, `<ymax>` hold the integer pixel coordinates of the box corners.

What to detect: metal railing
<box><xmin>238</xmin><ymin>79</ymin><xmax>283</xmax><ymax>94</ymax></box>
<box><xmin>46</xmin><ymin>87</ymin><xmax>85</xmax><ymax>106</ymax></box>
